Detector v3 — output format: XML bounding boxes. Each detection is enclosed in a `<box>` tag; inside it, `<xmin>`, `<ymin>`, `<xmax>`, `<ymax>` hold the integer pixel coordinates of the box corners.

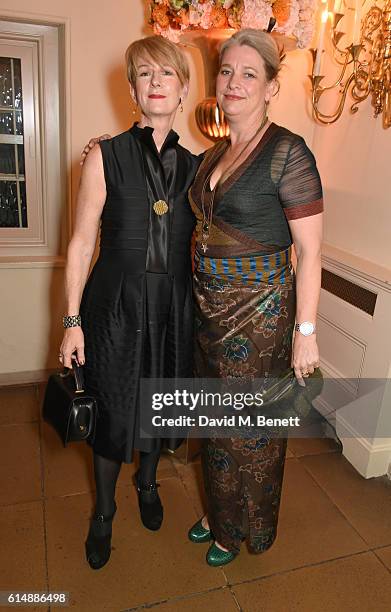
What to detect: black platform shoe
<box><xmin>85</xmin><ymin>503</ymin><xmax>116</xmax><ymax>570</ymax></box>
<box><xmin>135</xmin><ymin>470</ymin><xmax>163</xmax><ymax>531</ymax></box>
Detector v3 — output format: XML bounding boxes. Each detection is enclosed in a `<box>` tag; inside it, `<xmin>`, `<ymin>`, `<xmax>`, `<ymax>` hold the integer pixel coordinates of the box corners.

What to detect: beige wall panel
<box><xmin>316</xmin><ymin>315</ymin><xmax>366</xmax><ymax>381</ymax></box>
<box><xmin>311</xmin><ymin>80</ymin><xmax>391</xmax><ymax>268</ymax></box>
<box><xmin>1</xmin><ymin>266</ymin><xmax>64</xmax><ymax>372</ymax></box>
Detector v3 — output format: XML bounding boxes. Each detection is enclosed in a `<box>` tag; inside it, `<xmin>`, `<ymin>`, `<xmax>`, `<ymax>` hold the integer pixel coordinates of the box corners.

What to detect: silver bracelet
<box><xmin>63</xmin><ymin>314</ymin><xmax>81</xmax><ymax>328</ymax></box>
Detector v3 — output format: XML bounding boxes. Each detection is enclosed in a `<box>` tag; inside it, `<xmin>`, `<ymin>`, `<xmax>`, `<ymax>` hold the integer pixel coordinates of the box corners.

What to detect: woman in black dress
<box><xmin>59</xmin><ymin>36</ymin><xmax>200</xmax><ymax>570</ymax></box>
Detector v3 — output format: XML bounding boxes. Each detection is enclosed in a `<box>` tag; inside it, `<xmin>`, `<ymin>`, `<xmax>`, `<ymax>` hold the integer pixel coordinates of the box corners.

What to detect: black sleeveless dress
<box><xmin>80</xmin><ymin>124</ymin><xmax>200</xmax><ymax>463</ymax></box>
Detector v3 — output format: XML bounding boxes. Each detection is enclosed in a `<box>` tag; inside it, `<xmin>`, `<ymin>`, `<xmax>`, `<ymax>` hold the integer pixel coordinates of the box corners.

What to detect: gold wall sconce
<box><xmin>310</xmin><ymin>0</ymin><xmax>391</xmax><ymax>128</ymax></box>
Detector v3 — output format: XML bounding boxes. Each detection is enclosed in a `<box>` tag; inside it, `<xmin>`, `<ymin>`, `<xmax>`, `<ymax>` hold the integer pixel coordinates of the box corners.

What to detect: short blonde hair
<box><xmin>220</xmin><ymin>29</ymin><xmax>281</xmax><ymax>83</ymax></box>
<box><xmin>125</xmin><ymin>36</ymin><xmax>190</xmax><ymax>89</ymax></box>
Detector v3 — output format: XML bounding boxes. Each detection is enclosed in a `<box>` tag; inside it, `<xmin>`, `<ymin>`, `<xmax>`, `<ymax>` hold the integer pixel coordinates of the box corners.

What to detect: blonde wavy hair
<box><xmin>125</xmin><ymin>35</ymin><xmax>190</xmax><ymax>89</ymax></box>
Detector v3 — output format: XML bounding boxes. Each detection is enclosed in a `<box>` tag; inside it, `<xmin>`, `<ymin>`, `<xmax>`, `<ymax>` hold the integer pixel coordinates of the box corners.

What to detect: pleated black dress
<box><xmin>80</xmin><ymin>124</ymin><xmax>200</xmax><ymax>463</ymax></box>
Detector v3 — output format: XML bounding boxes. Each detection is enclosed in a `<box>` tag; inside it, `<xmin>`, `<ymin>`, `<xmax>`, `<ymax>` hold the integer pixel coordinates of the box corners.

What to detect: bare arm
<box><xmin>60</xmin><ymin>145</ymin><xmax>106</xmax><ymax>367</ymax></box>
<box><xmin>288</xmin><ymin>212</ymin><xmax>323</xmax><ymax>382</ymax></box>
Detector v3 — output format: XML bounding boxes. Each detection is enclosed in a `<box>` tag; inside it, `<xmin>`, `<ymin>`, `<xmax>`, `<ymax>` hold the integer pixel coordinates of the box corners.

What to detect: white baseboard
<box><xmin>336</xmin><ymin>413</ymin><xmax>391</xmax><ymax>478</ymax></box>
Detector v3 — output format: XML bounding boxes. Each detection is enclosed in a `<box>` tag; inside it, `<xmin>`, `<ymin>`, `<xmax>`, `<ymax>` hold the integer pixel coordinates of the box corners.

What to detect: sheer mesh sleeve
<box><xmin>277</xmin><ymin>137</ymin><xmax>323</xmax><ymax>220</ymax></box>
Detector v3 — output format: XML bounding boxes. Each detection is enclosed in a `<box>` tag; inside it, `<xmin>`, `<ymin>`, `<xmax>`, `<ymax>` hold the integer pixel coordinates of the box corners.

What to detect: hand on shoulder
<box><xmin>80</xmin><ymin>134</ymin><xmax>112</xmax><ymax>166</ymax></box>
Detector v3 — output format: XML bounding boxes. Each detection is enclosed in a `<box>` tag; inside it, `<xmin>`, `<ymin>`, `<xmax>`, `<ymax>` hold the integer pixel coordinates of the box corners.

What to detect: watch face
<box><xmin>299</xmin><ymin>322</ymin><xmax>314</xmax><ymax>336</ymax></box>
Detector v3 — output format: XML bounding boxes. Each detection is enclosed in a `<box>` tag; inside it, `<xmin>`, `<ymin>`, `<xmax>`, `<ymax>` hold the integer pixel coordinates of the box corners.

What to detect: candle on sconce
<box><xmin>333</xmin><ymin>0</ymin><xmax>342</xmax><ymax>14</ymax></box>
<box><xmin>352</xmin><ymin>0</ymin><xmax>362</xmax><ymax>44</ymax></box>
<box><xmin>332</xmin><ymin>0</ymin><xmax>342</xmax><ymax>31</ymax></box>
<box><xmin>314</xmin><ymin>4</ymin><xmax>329</xmax><ymax>76</ymax></box>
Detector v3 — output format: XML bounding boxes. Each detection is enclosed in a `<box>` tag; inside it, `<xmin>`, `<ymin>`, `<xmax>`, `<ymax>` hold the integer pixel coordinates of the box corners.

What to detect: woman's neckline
<box><xmin>130</xmin><ymin>122</ymin><xmax>179</xmax><ymax>156</ymax></box>
<box><xmin>208</xmin><ymin>121</ymin><xmax>276</xmax><ymax>192</ymax></box>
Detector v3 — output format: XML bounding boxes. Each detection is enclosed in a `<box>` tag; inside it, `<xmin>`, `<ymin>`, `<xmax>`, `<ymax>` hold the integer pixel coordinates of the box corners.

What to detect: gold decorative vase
<box><xmin>180</xmin><ymin>29</ymin><xmax>232</xmax><ymax>142</ymax></box>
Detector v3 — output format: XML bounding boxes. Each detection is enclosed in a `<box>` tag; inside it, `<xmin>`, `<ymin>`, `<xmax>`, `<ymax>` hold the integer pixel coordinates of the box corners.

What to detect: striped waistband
<box><xmin>194</xmin><ymin>248</ymin><xmax>292</xmax><ymax>286</ymax></box>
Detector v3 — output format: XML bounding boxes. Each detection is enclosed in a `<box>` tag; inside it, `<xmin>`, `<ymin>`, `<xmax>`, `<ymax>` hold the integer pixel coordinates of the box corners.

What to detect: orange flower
<box><xmin>152</xmin><ymin>5</ymin><xmax>170</xmax><ymax>28</ymax></box>
<box><xmin>272</xmin><ymin>0</ymin><xmax>291</xmax><ymax>26</ymax></box>
<box><xmin>178</xmin><ymin>8</ymin><xmax>190</xmax><ymax>26</ymax></box>
<box><xmin>210</xmin><ymin>6</ymin><xmax>229</xmax><ymax>28</ymax></box>
<box><xmin>170</xmin><ymin>7</ymin><xmax>190</xmax><ymax>27</ymax></box>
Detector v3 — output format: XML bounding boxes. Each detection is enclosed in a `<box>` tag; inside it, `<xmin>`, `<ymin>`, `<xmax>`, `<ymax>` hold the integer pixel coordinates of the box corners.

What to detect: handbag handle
<box><xmin>59</xmin><ymin>360</ymin><xmax>85</xmax><ymax>393</ymax></box>
<box><xmin>72</xmin><ymin>361</ymin><xmax>85</xmax><ymax>393</ymax></box>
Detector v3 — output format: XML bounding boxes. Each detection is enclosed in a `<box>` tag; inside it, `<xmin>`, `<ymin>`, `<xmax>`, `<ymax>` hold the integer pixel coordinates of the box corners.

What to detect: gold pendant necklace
<box><xmin>200</xmin><ymin>115</ymin><xmax>269</xmax><ymax>254</ymax></box>
<box><xmin>153</xmin><ymin>199</ymin><xmax>169</xmax><ymax>215</ymax></box>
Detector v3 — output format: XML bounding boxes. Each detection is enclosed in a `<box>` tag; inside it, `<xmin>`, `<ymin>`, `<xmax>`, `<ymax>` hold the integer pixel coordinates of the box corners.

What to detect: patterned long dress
<box><xmin>189</xmin><ymin>123</ymin><xmax>323</xmax><ymax>554</ymax></box>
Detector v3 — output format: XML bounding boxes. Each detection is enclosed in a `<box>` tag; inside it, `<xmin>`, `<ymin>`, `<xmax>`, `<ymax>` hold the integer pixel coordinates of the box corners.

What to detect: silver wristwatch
<box><xmin>295</xmin><ymin>321</ymin><xmax>316</xmax><ymax>337</ymax></box>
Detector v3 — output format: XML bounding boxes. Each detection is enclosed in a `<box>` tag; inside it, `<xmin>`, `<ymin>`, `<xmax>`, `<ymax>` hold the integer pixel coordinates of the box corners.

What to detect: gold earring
<box><xmin>179</xmin><ymin>97</ymin><xmax>183</xmax><ymax>113</ymax></box>
<box><xmin>264</xmin><ymin>100</ymin><xmax>270</xmax><ymax>115</ymax></box>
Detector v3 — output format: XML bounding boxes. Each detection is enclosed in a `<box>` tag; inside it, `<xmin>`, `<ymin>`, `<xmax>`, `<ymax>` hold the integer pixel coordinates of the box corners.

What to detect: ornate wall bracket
<box><xmin>310</xmin><ymin>1</ymin><xmax>391</xmax><ymax>128</ymax></box>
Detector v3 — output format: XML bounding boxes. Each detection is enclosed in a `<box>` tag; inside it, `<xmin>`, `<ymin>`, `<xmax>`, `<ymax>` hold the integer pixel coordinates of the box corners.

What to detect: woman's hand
<box><xmin>59</xmin><ymin>327</ymin><xmax>85</xmax><ymax>368</ymax></box>
<box><xmin>80</xmin><ymin>134</ymin><xmax>112</xmax><ymax>166</ymax></box>
<box><xmin>292</xmin><ymin>334</ymin><xmax>319</xmax><ymax>386</ymax></box>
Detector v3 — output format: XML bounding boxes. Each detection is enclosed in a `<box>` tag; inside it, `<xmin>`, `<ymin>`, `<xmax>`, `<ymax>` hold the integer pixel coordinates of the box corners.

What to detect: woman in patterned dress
<box><xmin>187</xmin><ymin>29</ymin><xmax>323</xmax><ymax>566</ymax></box>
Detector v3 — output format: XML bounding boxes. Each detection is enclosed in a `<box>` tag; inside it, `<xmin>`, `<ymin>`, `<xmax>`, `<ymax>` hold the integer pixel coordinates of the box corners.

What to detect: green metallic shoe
<box><xmin>206</xmin><ymin>542</ymin><xmax>237</xmax><ymax>567</ymax></box>
<box><xmin>188</xmin><ymin>518</ymin><xmax>212</xmax><ymax>543</ymax></box>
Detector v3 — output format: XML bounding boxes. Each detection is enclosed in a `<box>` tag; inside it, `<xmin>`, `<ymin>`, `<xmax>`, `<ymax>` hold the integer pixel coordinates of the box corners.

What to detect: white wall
<box><xmin>313</xmin><ymin>98</ymin><xmax>391</xmax><ymax>268</ymax></box>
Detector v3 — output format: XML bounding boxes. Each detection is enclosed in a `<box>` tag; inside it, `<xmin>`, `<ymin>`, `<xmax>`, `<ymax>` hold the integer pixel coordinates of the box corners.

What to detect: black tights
<box><xmin>138</xmin><ymin>445</ymin><xmax>161</xmax><ymax>487</ymax></box>
<box><xmin>93</xmin><ymin>445</ymin><xmax>161</xmax><ymax>517</ymax></box>
<box><xmin>93</xmin><ymin>453</ymin><xmax>121</xmax><ymax>517</ymax></box>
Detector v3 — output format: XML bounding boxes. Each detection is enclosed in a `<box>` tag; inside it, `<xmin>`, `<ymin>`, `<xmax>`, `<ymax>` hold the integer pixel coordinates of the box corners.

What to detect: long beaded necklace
<box><xmin>200</xmin><ymin>114</ymin><xmax>269</xmax><ymax>253</ymax></box>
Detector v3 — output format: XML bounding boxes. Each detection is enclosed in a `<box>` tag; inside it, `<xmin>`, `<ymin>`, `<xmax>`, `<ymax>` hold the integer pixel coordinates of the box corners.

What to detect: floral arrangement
<box><xmin>150</xmin><ymin>0</ymin><xmax>317</xmax><ymax>49</ymax></box>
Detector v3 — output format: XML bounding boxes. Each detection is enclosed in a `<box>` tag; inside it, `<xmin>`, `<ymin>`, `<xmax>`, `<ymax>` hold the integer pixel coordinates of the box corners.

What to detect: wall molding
<box><xmin>337</xmin><ymin>413</ymin><xmax>391</xmax><ymax>478</ymax></box>
<box><xmin>319</xmin><ymin>355</ymin><xmax>362</xmax><ymax>398</ymax></box>
<box><xmin>317</xmin><ymin>313</ymin><xmax>367</xmax><ymax>391</ymax></box>
<box><xmin>0</xmin><ymin>256</ymin><xmax>65</xmax><ymax>268</ymax></box>
<box><xmin>0</xmin><ymin>11</ymin><xmax>72</xmax><ymax>252</ymax></box>
<box><xmin>322</xmin><ymin>242</ymin><xmax>391</xmax><ymax>293</ymax></box>
<box><xmin>318</xmin><ymin>243</ymin><xmax>391</xmax><ymax>477</ymax></box>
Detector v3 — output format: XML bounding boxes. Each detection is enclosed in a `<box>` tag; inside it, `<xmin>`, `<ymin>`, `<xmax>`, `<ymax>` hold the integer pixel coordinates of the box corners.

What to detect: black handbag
<box><xmin>256</xmin><ymin>368</ymin><xmax>326</xmax><ymax>428</ymax></box>
<box><xmin>42</xmin><ymin>362</ymin><xmax>97</xmax><ymax>446</ymax></box>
